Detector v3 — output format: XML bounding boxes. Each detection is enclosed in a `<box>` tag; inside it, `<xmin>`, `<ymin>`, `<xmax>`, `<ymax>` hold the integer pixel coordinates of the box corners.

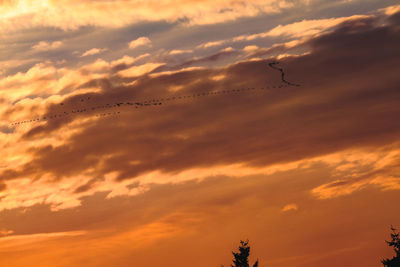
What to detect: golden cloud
<box><xmin>281</xmin><ymin>203</ymin><xmax>298</xmax><ymax>212</ymax></box>
<box><xmin>0</xmin><ymin>0</ymin><xmax>313</xmax><ymax>32</ymax></box>
<box><xmin>128</xmin><ymin>37</ymin><xmax>152</xmax><ymax>50</ymax></box>
<box><xmin>80</xmin><ymin>48</ymin><xmax>107</xmax><ymax>57</ymax></box>
<box><xmin>32</xmin><ymin>41</ymin><xmax>62</xmax><ymax>51</ymax></box>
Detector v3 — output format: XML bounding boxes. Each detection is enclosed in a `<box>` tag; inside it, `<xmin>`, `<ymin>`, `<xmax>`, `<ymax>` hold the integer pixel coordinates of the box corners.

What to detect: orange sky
<box><xmin>1</xmin><ymin>1</ymin><xmax>400</xmax><ymax>266</ymax></box>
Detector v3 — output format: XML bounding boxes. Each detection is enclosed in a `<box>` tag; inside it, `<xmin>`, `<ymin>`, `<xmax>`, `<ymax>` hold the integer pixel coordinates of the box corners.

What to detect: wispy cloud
<box><xmin>169</xmin><ymin>49</ymin><xmax>192</xmax><ymax>55</ymax></box>
<box><xmin>32</xmin><ymin>41</ymin><xmax>62</xmax><ymax>51</ymax></box>
<box><xmin>196</xmin><ymin>40</ymin><xmax>226</xmax><ymax>49</ymax></box>
<box><xmin>0</xmin><ymin>231</ymin><xmax>86</xmax><ymax>249</ymax></box>
<box><xmin>282</xmin><ymin>203</ymin><xmax>298</xmax><ymax>212</ymax></box>
<box><xmin>80</xmin><ymin>48</ymin><xmax>107</xmax><ymax>57</ymax></box>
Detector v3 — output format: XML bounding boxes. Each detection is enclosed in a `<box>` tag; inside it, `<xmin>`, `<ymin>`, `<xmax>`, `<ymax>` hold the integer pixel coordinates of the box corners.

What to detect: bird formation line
<box><xmin>268</xmin><ymin>62</ymin><xmax>300</xmax><ymax>87</ymax></box>
<box><xmin>9</xmin><ymin>62</ymin><xmax>301</xmax><ymax>127</ymax></box>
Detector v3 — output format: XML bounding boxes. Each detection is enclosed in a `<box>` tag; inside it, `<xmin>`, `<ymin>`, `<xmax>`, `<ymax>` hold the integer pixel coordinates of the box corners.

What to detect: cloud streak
<box><xmin>80</xmin><ymin>48</ymin><xmax>107</xmax><ymax>57</ymax></box>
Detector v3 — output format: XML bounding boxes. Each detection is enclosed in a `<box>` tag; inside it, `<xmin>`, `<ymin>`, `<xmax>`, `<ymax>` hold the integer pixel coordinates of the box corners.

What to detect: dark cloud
<box><xmin>388</xmin><ymin>9</ymin><xmax>400</xmax><ymax>25</ymax></box>
<box><xmin>2</xmin><ymin>11</ymin><xmax>400</xmax><ymax>183</ymax></box>
<box><xmin>177</xmin><ymin>50</ymin><xmax>239</xmax><ymax>68</ymax></box>
<box><xmin>0</xmin><ymin>125</ymin><xmax>14</xmax><ymax>134</ymax></box>
<box><xmin>73</xmin><ymin>177</ymin><xmax>102</xmax><ymax>194</ymax></box>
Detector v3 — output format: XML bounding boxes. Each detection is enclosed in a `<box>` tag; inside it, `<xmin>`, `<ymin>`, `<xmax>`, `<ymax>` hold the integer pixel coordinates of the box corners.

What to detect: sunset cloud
<box><xmin>117</xmin><ymin>62</ymin><xmax>163</xmax><ymax>78</ymax></box>
<box><xmin>1</xmin><ymin>3</ymin><xmax>400</xmax><ymax>267</ymax></box>
<box><xmin>80</xmin><ymin>48</ymin><xmax>107</xmax><ymax>57</ymax></box>
<box><xmin>0</xmin><ymin>229</ymin><xmax>14</xmax><ymax>236</ymax></box>
<box><xmin>196</xmin><ymin>40</ymin><xmax>227</xmax><ymax>49</ymax></box>
<box><xmin>0</xmin><ymin>0</ymin><xmax>317</xmax><ymax>32</ymax></box>
<box><xmin>234</xmin><ymin>15</ymin><xmax>370</xmax><ymax>42</ymax></box>
<box><xmin>0</xmin><ymin>231</ymin><xmax>86</xmax><ymax>249</ymax></box>
<box><xmin>128</xmin><ymin>36</ymin><xmax>151</xmax><ymax>50</ymax></box>
<box><xmin>282</xmin><ymin>203</ymin><xmax>298</xmax><ymax>212</ymax></box>
<box><xmin>32</xmin><ymin>41</ymin><xmax>62</xmax><ymax>51</ymax></box>
<box><xmin>169</xmin><ymin>49</ymin><xmax>192</xmax><ymax>55</ymax></box>
<box><xmin>2</xmin><ymin>11</ymin><xmax>400</xmax><ymax>208</ymax></box>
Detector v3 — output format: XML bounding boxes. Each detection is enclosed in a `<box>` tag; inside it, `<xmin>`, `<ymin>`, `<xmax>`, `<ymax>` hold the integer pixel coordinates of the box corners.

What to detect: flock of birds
<box><xmin>9</xmin><ymin>62</ymin><xmax>300</xmax><ymax>127</ymax></box>
<box><xmin>268</xmin><ymin>62</ymin><xmax>300</xmax><ymax>87</ymax></box>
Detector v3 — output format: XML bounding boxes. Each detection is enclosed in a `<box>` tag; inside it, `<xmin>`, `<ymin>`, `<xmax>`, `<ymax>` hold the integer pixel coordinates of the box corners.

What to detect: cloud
<box><xmin>311</xmin><ymin>148</ymin><xmax>400</xmax><ymax>199</ymax></box>
<box><xmin>311</xmin><ymin>175</ymin><xmax>400</xmax><ymax>200</ymax></box>
<box><xmin>117</xmin><ymin>62</ymin><xmax>164</xmax><ymax>78</ymax></box>
<box><xmin>282</xmin><ymin>203</ymin><xmax>298</xmax><ymax>212</ymax></box>
<box><xmin>221</xmin><ymin>47</ymin><xmax>234</xmax><ymax>52</ymax></box>
<box><xmin>193</xmin><ymin>14</ymin><xmax>371</xmax><ymax>57</ymax></box>
<box><xmin>243</xmin><ymin>45</ymin><xmax>259</xmax><ymax>52</ymax></box>
<box><xmin>0</xmin><ymin>58</ymin><xmax>36</xmax><ymax>76</ymax></box>
<box><xmin>0</xmin><ymin>53</ymin><xmax>157</xmax><ymax>133</ymax></box>
<box><xmin>169</xmin><ymin>49</ymin><xmax>192</xmax><ymax>55</ymax></box>
<box><xmin>266</xmin><ymin>15</ymin><xmax>370</xmax><ymax>38</ymax></box>
<box><xmin>311</xmin><ymin>177</ymin><xmax>370</xmax><ymax>199</ymax></box>
<box><xmin>0</xmin><ymin>60</ymin><xmax>104</xmax><ymax>105</ymax></box>
<box><xmin>0</xmin><ymin>231</ymin><xmax>86</xmax><ymax>249</ymax></box>
<box><xmin>32</xmin><ymin>41</ymin><xmax>62</xmax><ymax>51</ymax></box>
<box><xmin>2</xmin><ymin>4</ymin><xmax>400</xmax><ymax>267</ymax></box>
<box><xmin>234</xmin><ymin>15</ymin><xmax>370</xmax><ymax>42</ymax></box>
<box><xmin>0</xmin><ymin>0</ymin><xmax>315</xmax><ymax>32</ymax></box>
<box><xmin>172</xmin><ymin>50</ymin><xmax>238</xmax><ymax>69</ymax></box>
<box><xmin>110</xmin><ymin>54</ymin><xmax>150</xmax><ymax>67</ymax></box>
<box><xmin>1</xmin><ymin>10</ymin><xmax>400</xmax><ymax>212</ymax></box>
<box><xmin>128</xmin><ymin>37</ymin><xmax>151</xmax><ymax>49</ymax></box>
<box><xmin>196</xmin><ymin>40</ymin><xmax>227</xmax><ymax>49</ymax></box>
<box><xmin>0</xmin><ymin>161</ymin><xmax>393</xmax><ymax>267</ymax></box>
<box><xmin>80</xmin><ymin>48</ymin><xmax>107</xmax><ymax>57</ymax></box>
<box><xmin>382</xmin><ymin>4</ymin><xmax>400</xmax><ymax>16</ymax></box>
<box><xmin>0</xmin><ymin>229</ymin><xmax>14</xmax><ymax>236</ymax></box>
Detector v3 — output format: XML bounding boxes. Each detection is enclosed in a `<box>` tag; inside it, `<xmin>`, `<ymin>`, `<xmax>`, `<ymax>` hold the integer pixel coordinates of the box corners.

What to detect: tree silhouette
<box><xmin>222</xmin><ymin>240</ymin><xmax>259</xmax><ymax>267</ymax></box>
<box><xmin>382</xmin><ymin>226</ymin><xmax>400</xmax><ymax>266</ymax></box>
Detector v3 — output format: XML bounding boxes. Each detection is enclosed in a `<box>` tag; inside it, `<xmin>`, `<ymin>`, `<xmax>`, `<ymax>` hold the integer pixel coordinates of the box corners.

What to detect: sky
<box><xmin>1</xmin><ymin>1</ymin><xmax>400</xmax><ymax>266</ymax></box>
